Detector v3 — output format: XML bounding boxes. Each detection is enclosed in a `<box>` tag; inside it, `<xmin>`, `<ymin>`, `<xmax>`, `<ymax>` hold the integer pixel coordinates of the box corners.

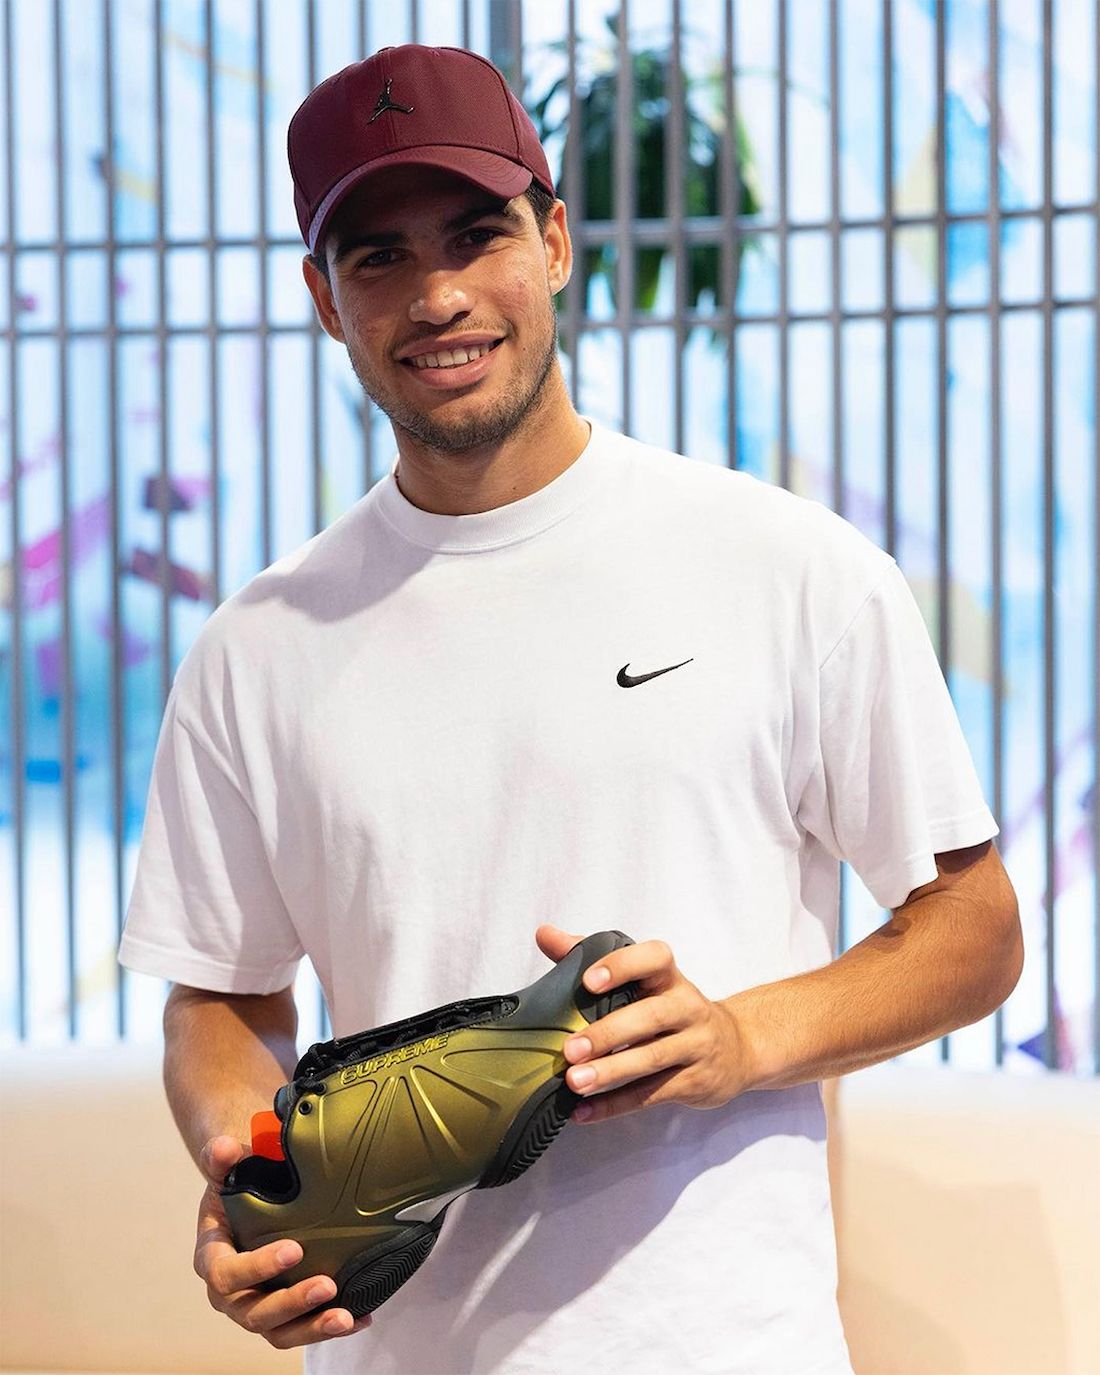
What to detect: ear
<box><xmin>302</xmin><ymin>255</ymin><xmax>346</xmax><ymax>343</ymax></box>
<box><xmin>543</xmin><ymin>199</ymin><xmax>573</xmax><ymax>297</ymax></box>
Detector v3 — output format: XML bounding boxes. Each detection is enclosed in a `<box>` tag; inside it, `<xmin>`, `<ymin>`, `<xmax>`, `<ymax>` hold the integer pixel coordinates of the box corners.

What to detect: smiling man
<box><xmin>119</xmin><ymin>43</ymin><xmax>1022</xmax><ymax>1375</ymax></box>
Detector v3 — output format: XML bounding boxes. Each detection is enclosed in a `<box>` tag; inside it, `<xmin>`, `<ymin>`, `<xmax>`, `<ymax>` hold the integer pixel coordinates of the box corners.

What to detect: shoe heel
<box><xmin>335</xmin><ymin>1221</ymin><xmax>442</xmax><ymax>1317</ymax></box>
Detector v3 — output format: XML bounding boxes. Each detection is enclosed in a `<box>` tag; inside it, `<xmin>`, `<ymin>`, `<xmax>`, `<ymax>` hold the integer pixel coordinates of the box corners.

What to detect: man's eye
<box><xmin>460</xmin><ymin>227</ymin><xmax>499</xmax><ymax>247</ymax></box>
<box><xmin>359</xmin><ymin>249</ymin><xmax>396</xmax><ymax>268</ymax></box>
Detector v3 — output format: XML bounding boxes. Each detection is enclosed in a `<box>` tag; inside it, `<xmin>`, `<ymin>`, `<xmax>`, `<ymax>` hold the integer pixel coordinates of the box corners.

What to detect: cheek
<box><xmin>499</xmin><ymin>271</ymin><xmax>550</xmax><ymax>336</ymax></box>
<box><xmin>339</xmin><ymin>303</ymin><xmax>389</xmax><ymax>355</ymax></box>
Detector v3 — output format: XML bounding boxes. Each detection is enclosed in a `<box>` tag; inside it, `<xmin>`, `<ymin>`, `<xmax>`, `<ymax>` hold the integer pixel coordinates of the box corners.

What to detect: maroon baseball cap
<box><xmin>288</xmin><ymin>45</ymin><xmax>556</xmax><ymax>256</ymax></box>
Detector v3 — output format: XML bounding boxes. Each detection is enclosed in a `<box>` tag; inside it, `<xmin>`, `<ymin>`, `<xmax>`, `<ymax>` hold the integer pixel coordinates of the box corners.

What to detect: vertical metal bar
<box><xmin>307</xmin><ymin>0</ymin><xmax>322</xmax><ymax>538</ymax></box>
<box><xmin>989</xmin><ymin>0</ymin><xmax>1006</xmax><ymax>1066</ymax></box>
<box><xmin>777</xmin><ymin>0</ymin><xmax>790</xmax><ymax>489</ymax></box>
<box><xmin>563</xmin><ymin>0</ymin><xmax>581</xmax><ymax>407</ymax></box>
<box><xmin>409</xmin><ymin>0</ymin><xmax>418</xmax><ymax>46</ymax></box>
<box><xmin>489</xmin><ymin>2</ymin><xmax>515</xmax><ymax>87</ymax></box>
<box><xmin>103</xmin><ymin>0</ymin><xmax>126</xmax><ymax>1038</ymax></box>
<box><xmin>829</xmin><ymin>0</ymin><xmax>846</xmax><ymax>954</ymax></box>
<box><xmin>934</xmin><ymin>0</ymin><xmax>951</xmax><ymax>1064</ymax></box>
<box><xmin>154</xmin><ymin>0</ymin><xmax>171</xmax><ymax>708</ymax></box>
<box><xmin>461</xmin><ymin>0</ymin><xmax>471</xmax><ymax>49</ymax></box>
<box><xmin>205</xmin><ymin>0</ymin><xmax>221</xmax><ymax>607</ymax></box>
<box><xmin>311</xmin><ymin>0</ymin><xmax>329</xmax><ymax>1048</ymax></box>
<box><xmin>4</xmin><ymin>0</ymin><xmax>27</xmax><ymax>1040</ymax></box>
<box><xmin>615</xmin><ymin>0</ymin><xmax>634</xmax><ymax>434</ymax></box>
<box><xmin>829</xmin><ymin>0</ymin><xmax>843</xmax><ymax>518</ymax></box>
<box><xmin>668</xmin><ymin>0</ymin><xmax>686</xmax><ymax>455</ymax></box>
<box><xmin>253</xmin><ymin>1</ymin><xmax>270</xmax><ymax>563</ymax></box>
<box><xmin>1041</xmin><ymin>0</ymin><xmax>1057</xmax><ymax>1068</ymax></box>
<box><xmin>357</xmin><ymin>0</ymin><xmax>374</xmax><ymax>493</ymax></box>
<box><xmin>512</xmin><ymin>0</ymin><xmax>524</xmax><ymax>95</ymax></box>
<box><xmin>52</xmin><ymin>0</ymin><xmax>77</xmax><ymax>1039</ymax></box>
<box><xmin>883</xmin><ymin>0</ymin><xmax>896</xmax><ymax>557</ymax></box>
<box><xmin>1093</xmin><ymin>0</ymin><xmax>1100</xmax><ymax>1077</ymax></box>
<box><xmin>255</xmin><ymin>0</ymin><xmax>271</xmax><ymax>567</ymax></box>
<box><xmin>721</xmin><ymin>0</ymin><xmax>738</xmax><ymax>469</ymax></box>
<box><xmin>308</xmin><ymin>0</ymin><xmax>325</xmax><ymax>1061</ymax></box>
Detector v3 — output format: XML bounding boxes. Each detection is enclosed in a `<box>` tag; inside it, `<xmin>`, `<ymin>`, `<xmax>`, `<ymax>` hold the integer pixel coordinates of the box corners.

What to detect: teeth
<box><xmin>411</xmin><ymin>342</ymin><xmax>495</xmax><ymax>370</ymax></box>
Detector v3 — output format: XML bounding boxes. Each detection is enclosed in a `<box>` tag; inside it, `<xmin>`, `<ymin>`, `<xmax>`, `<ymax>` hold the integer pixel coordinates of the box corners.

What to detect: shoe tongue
<box><xmin>274</xmin><ymin>1083</ymin><xmax>293</xmax><ymax>1122</ymax></box>
<box><xmin>250</xmin><ymin>1110</ymin><xmax>285</xmax><ymax>1161</ymax></box>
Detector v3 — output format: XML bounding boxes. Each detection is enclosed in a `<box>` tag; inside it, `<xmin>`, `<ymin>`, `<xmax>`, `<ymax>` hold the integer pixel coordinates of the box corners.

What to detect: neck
<box><xmin>390</xmin><ymin>367</ymin><xmax>591</xmax><ymax>516</ymax></box>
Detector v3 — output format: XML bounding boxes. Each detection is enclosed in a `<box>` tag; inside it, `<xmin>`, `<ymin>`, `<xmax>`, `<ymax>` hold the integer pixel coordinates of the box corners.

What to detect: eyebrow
<box><xmin>331</xmin><ymin>199</ymin><xmax>524</xmax><ymax>263</ymax></box>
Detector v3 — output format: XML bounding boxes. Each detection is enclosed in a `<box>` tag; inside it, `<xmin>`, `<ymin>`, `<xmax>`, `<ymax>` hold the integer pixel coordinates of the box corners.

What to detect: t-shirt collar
<box><xmin>374</xmin><ymin>418</ymin><xmax>607</xmax><ymax>553</ymax></box>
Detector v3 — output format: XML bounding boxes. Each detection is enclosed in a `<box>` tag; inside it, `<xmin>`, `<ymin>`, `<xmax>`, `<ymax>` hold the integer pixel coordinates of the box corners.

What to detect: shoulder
<box><xmin>604</xmin><ymin>427</ymin><xmax>894</xmax><ymax>588</ymax></box>
<box><xmin>170</xmin><ymin>488</ymin><xmax>380</xmax><ymax>716</ymax></box>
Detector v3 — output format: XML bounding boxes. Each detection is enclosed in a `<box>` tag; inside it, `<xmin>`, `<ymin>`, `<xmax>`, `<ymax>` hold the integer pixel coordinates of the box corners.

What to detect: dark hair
<box><xmin>523</xmin><ymin>181</ymin><xmax>556</xmax><ymax>235</ymax></box>
<box><xmin>309</xmin><ymin>181</ymin><xmax>558</xmax><ymax>283</ymax></box>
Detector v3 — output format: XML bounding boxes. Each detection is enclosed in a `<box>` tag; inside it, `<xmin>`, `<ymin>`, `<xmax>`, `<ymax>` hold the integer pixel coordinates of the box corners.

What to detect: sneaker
<box><xmin>222</xmin><ymin>930</ymin><xmax>638</xmax><ymax>1317</ymax></box>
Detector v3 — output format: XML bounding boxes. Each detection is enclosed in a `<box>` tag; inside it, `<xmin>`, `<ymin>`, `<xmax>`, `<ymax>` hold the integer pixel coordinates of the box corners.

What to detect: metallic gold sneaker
<box><xmin>222</xmin><ymin>930</ymin><xmax>638</xmax><ymax>1318</ymax></box>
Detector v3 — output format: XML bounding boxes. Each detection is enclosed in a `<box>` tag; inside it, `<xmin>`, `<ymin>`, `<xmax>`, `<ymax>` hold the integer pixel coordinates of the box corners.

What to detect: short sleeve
<box><xmin>118</xmin><ymin>692</ymin><xmax>304</xmax><ymax>994</ymax></box>
<box><xmin>795</xmin><ymin>559</ymin><xmax>998</xmax><ymax>910</ymax></box>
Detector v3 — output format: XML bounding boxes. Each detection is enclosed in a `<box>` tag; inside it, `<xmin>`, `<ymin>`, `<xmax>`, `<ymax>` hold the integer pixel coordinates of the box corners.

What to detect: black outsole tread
<box><xmin>337</xmin><ymin>1224</ymin><xmax>441</xmax><ymax>1317</ymax></box>
<box><xmin>491</xmin><ymin>1085</ymin><xmax>574</xmax><ymax>1186</ymax></box>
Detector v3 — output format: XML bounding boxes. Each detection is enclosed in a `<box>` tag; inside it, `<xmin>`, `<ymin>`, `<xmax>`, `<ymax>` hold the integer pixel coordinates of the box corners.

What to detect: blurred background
<box><xmin>0</xmin><ymin>0</ymin><xmax>1096</xmax><ymax>1071</ymax></box>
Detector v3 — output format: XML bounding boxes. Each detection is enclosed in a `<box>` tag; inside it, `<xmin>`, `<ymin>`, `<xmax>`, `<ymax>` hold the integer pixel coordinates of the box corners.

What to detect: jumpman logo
<box><xmin>368</xmin><ymin>79</ymin><xmax>414</xmax><ymax>123</ymax></box>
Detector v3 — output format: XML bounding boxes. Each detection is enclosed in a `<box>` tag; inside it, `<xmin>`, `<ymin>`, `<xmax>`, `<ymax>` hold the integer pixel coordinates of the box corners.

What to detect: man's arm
<box><xmin>163</xmin><ymin>983</ymin><xmax>300</xmax><ymax>1169</ymax></box>
<box><xmin>163</xmin><ymin>984</ymin><xmax>371</xmax><ymax>1347</ymax></box>
<box><xmin>539</xmin><ymin>840</ymin><xmax>1023</xmax><ymax>1122</ymax></box>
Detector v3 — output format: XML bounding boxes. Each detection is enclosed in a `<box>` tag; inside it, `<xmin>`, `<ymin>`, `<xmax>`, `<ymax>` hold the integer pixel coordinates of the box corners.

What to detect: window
<box><xmin>1</xmin><ymin>0</ymin><xmax>1096</xmax><ymax>1072</ymax></box>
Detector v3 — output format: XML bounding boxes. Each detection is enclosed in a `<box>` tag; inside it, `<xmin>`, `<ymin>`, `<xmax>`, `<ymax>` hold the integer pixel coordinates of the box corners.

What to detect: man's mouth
<box><xmin>402</xmin><ymin>339</ymin><xmax>504</xmax><ymax>371</ymax></box>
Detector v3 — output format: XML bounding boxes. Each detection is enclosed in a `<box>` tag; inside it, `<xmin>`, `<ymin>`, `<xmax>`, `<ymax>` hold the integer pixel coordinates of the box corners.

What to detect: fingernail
<box><xmin>586</xmin><ymin>966</ymin><xmax>610</xmax><ymax>990</ymax></box>
<box><xmin>563</xmin><ymin>1036</ymin><xmax>591</xmax><ymax>1060</ymax></box>
<box><xmin>277</xmin><ymin>1243</ymin><xmax>302</xmax><ymax>1267</ymax></box>
<box><xmin>573</xmin><ymin>1101</ymin><xmax>595</xmax><ymax>1122</ymax></box>
<box><xmin>323</xmin><ymin>1312</ymin><xmax>351</xmax><ymax>1335</ymax></box>
<box><xmin>571</xmin><ymin>1066</ymin><xmax>596</xmax><ymax>1089</ymax></box>
<box><xmin>308</xmin><ymin>1282</ymin><xmax>334</xmax><ymax>1305</ymax></box>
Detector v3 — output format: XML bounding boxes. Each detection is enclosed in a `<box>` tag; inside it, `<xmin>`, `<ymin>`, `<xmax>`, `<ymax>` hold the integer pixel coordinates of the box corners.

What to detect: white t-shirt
<box><xmin>120</xmin><ymin>422</ymin><xmax>998</xmax><ymax>1375</ymax></box>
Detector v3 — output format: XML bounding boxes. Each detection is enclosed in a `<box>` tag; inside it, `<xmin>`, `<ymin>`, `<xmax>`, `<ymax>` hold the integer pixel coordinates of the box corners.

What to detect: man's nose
<box><xmin>409</xmin><ymin>273</ymin><xmax>471</xmax><ymax>325</ymax></box>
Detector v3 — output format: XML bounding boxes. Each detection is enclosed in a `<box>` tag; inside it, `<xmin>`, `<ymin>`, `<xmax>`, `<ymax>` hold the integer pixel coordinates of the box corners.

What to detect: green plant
<box><xmin>528</xmin><ymin>17</ymin><xmax>764</xmax><ymax>337</ymax></box>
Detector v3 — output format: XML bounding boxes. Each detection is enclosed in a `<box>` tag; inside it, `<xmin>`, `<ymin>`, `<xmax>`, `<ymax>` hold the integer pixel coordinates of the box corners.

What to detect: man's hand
<box><xmin>195</xmin><ymin>1135</ymin><xmax>372</xmax><ymax>1349</ymax></box>
<box><xmin>536</xmin><ymin>924</ymin><xmax>749</xmax><ymax>1125</ymax></box>
<box><xmin>538</xmin><ymin>846</ymin><xmax>1022</xmax><ymax>1114</ymax></box>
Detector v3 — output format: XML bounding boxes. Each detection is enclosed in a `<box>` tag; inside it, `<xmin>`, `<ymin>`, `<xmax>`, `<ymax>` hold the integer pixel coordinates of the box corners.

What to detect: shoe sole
<box><xmin>223</xmin><ymin>931</ymin><xmax>638</xmax><ymax>1317</ymax></box>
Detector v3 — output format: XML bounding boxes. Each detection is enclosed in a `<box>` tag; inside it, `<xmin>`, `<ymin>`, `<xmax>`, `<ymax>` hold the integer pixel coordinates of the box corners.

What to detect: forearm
<box><xmin>163</xmin><ymin>984</ymin><xmax>300</xmax><ymax>1170</ymax></box>
<box><xmin>727</xmin><ymin>879</ymin><xmax>1023</xmax><ymax>1092</ymax></box>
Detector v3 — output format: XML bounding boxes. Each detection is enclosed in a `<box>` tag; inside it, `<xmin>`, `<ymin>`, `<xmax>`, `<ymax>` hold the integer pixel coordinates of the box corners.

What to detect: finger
<box><xmin>195</xmin><ymin>1187</ymin><xmax>243</xmax><ymax>1280</ymax></box>
<box><xmin>579</xmin><ymin>938</ymin><xmax>677</xmax><ymax>995</ymax></box>
<box><xmin>195</xmin><ymin>1174</ymin><xmax>292</xmax><ymax>1277</ymax></box>
<box><xmin>200</xmin><ymin>1134</ymin><xmax>248</xmax><ymax>1186</ymax></box>
<box><xmin>224</xmin><ymin>1270</ymin><xmax>352</xmax><ymax>1336</ymax></box>
<box><xmin>534</xmin><ymin>923</ymin><xmax>584</xmax><ymax>963</ymax></box>
<box><xmin>565</xmin><ymin>1032</ymin><xmax>687</xmax><ymax>1100</ymax></box>
<box><xmin>201</xmin><ymin>1234</ymin><xmax>304</xmax><ymax>1298</ymax></box>
<box><xmin>238</xmin><ymin>1298</ymin><xmax>371</xmax><ymax>1350</ymax></box>
<box><xmin>563</xmin><ymin>987</ymin><xmax>690</xmax><ymax>1065</ymax></box>
<box><xmin>572</xmin><ymin>1066</ymin><xmax>682</xmax><ymax>1125</ymax></box>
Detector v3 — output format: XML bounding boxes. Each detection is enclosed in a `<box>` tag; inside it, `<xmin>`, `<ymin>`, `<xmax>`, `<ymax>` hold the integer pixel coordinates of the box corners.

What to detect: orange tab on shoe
<box><xmin>250</xmin><ymin>1110</ymin><xmax>285</xmax><ymax>1160</ymax></box>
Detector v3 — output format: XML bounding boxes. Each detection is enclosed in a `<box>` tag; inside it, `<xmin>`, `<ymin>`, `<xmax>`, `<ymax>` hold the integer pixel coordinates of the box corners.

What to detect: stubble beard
<box><xmin>346</xmin><ymin>305</ymin><xmax>560</xmax><ymax>455</ymax></box>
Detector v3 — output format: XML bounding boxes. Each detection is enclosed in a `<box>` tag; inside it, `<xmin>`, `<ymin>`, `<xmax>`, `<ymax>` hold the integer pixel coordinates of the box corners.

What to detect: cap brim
<box><xmin>307</xmin><ymin>147</ymin><xmax>535</xmax><ymax>255</ymax></box>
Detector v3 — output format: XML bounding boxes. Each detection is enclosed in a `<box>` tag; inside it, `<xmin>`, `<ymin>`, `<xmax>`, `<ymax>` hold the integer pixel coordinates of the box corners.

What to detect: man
<box><xmin>119</xmin><ymin>43</ymin><xmax>1022</xmax><ymax>1375</ymax></box>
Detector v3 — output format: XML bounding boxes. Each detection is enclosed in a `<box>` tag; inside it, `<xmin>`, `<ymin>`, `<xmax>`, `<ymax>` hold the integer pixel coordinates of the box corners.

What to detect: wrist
<box><xmin>718</xmin><ymin>988</ymin><xmax>783</xmax><ymax>1094</ymax></box>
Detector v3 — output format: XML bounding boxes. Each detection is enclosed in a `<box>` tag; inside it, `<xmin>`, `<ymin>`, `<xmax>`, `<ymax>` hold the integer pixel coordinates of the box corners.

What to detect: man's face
<box><xmin>304</xmin><ymin>166</ymin><xmax>571</xmax><ymax>454</ymax></box>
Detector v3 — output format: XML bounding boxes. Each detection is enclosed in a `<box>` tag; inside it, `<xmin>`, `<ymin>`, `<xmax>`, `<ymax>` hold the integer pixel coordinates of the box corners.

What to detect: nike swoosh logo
<box><xmin>616</xmin><ymin>659</ymin><xmax>693</xmax><ymax>688</ymax></box>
